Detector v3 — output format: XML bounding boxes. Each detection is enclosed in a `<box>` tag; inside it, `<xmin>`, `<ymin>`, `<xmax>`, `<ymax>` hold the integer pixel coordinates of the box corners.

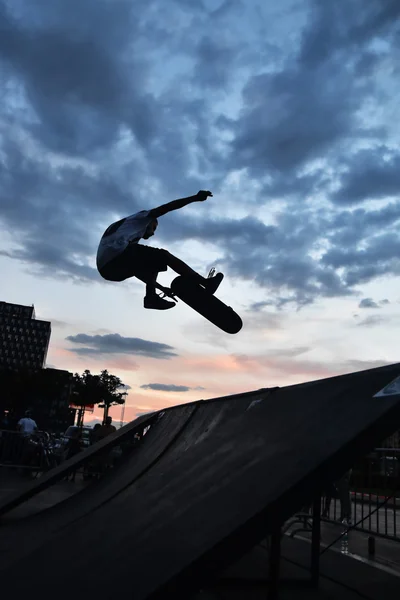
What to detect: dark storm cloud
<box><xmin>157</xmin><ymin>194</ymin><xmax>400</xmax><ymax>306</ymax></box>
<box><xmin>299</xmin><ymin>0</ymin><xmax>400</xmax><ymax>67</ymax></box>
<box><xmin>0</xmin><ymin>0</ymin><xmax>218</xmax><ymax>279</ymax></box>
<box><xmin>161</xmin><ymin>209</ymin><xmax>352</xmax><ymax>305</ymax></box>
<box><xmin>0</xmin><ymin>247</ymin><xmax>98</xmax><ymax>282</ymax></box>
<box><xmin>322</xmin><ymin>233</ymin><xmax>400</xmax><ymax>287</ymax></box>
<box><xmin>0</xmin><ymin>0</ymin><xmax>400</xmax><ymax>308</ymax></box>
<box><xmin>332</xmin><ymin>148</ymin><xmax>400</xmax><ymax>205</ymax></box>
<box><xmin>0</xmin><ymin>133</ymin><xmax>140</xmax><ymax>280</ymax></box>
<box><xmin>226</xmin><ymin>65</ymin><xmax>358</xmax><ymax>176</ymax></box>
<box><xmin>225</xmin><ymin>0</ymin><xmax>399</xmax><ymax>182</ymax></box>
<box><xmin>358</xmin><ymin>298</ymin><xmax>389</xmax><ymax>310</ymax></box>
<box><xmin>0</xmin><ymin>0</ymin><xmax>158</xmax><ymax>154</ymax></box>
<box><xmin>66</xmin><ymin>333</ymin><xmax>178</xmax><ymax>359</ymax></box>
<box><xmin>140</xmin><ymin>383</ymin><xmax>193</xmax><ymax>392</ymax></box>
<box><xmin>0</xmin><ymin>0</ymin><xmax>219</xmax><ymax>185</ymax></box>
<box><xmin>328</xmin><ymin>202</ymin><xmax>400</xmax><ymax>248</ymax></box>
<box><xmin>193</xmin><ymin>37</ymin><xmax>238</xmax><ymax>89</ymax></box>
<box><xmin>359</xmin><ymin>298</ymin><xmax>379</xmax><ymax>309</ymax></box>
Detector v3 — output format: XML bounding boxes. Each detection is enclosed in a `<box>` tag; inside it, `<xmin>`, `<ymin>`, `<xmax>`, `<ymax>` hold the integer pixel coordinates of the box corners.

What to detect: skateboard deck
<box><xmin>170</xmin><ymin>276</ymin><xmax>243</xmax><ymax>334</ymax></box>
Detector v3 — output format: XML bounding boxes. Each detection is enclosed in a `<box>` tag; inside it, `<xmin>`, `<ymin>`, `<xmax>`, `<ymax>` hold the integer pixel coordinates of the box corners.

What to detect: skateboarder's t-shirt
<box><xmin>96</xmin><ymin>210</ymin><xmax>154</xmax><ymax>269</ymax></box>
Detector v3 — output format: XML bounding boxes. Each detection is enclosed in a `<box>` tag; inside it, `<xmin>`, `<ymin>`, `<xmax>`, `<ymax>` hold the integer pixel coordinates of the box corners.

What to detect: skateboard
<box><xmin>164</xmin><ymin>276</ymin><xmax>243</xmax><ymax>334</ymax></box>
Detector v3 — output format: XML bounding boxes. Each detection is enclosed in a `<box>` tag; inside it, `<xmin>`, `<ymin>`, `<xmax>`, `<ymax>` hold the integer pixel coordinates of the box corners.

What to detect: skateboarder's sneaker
<box><xmin>204</xmin><ymin>271</ymin><xmax>224</xmax><ymax>294</ymax></box>
<box><xmin>144</xmin><ymin>295</ymin><xmax>176</xmax><ymax>310</ymax></box>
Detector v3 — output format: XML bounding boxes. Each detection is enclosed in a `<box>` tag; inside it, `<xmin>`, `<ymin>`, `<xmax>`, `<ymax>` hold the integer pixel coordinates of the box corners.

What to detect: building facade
<box><xmin>0</xmin><ymin>301</ymin><xmax>51</xmax><ymax>369</ymax></box>
<box><xmin>29</xmin><ymin>367</ymin><xmax>76</xmax><ymax>433</ymax></box>
<box><xmin>0</xmin><ymin>366</ymin><xmax>75</xmax><ymax>433</ymax></box>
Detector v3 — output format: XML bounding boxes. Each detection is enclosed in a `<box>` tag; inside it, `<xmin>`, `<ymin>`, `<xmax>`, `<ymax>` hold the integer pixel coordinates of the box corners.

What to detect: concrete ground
<box><xmin>285</xmin><ymin>513</ymin><xmax>400</xmax><ymax>573</ymax></box>
<box><xmin>193</xmin><ymin>537</ymin><xmax>400</xmax><ymax>599</ymax></box>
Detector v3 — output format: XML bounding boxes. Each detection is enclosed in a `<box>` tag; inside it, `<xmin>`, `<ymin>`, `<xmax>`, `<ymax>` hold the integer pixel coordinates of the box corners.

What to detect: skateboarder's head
<box><xmin>143</xmin><ymin>218</ymin><xmax>158</xmax><ymax>239</ymax></box>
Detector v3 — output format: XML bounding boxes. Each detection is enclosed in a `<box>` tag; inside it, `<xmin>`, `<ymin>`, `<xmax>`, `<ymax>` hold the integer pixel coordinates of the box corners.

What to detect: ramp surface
<box><xmin>2</xmin><ymin>364</ymin><xmax>400</xmax><ymax>600</ymax></box>
<box><xmin>0</xmin><ymin>403</ymin><xmax>197</xmax><ymax>569</ymax></box>
<box><xmin>0</xmin><ymin>410</ymin><xmax>157</xmax><ymax>517</ymax></box>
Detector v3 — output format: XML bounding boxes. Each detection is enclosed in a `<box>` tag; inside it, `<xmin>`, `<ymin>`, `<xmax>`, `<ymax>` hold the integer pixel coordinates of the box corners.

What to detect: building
<box><xmin>0</xmin><ymin>301</ymin><xmax>51</xmax><ymax>370</ymax></box>
<box><xmin>0</xmin><ymin>366</ymin><xmax>75</xmax><ymax>433</ymax></box>
<box><xmin>0</xmin><ymin>303</ymin><xmax>76</xmax><ymax>432</ymax></box>
<box><xmin>30</xmin><ymin>367</ymin><xmax>76</xmax><ymax>433</ymax></box>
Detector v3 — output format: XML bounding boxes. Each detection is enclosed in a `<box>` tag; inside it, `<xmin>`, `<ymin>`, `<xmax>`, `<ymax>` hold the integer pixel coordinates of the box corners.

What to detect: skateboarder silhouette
<box><xmin>96</xmin><ymin>190</ymin><xmax>223</xmax><ymax>310</ymax></box>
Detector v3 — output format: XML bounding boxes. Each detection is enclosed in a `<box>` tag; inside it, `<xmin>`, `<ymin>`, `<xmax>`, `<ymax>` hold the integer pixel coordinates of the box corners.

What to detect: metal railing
<box><xmin>0</xmin><ymin>429</ymin><xmax>58</xmax><ymax>473</ymax></box>
<box><xmin>285</xmin><ymin>449</ymin><xmax>400</xmax><ymax>544</ymax></box>
<box><xmin>0</xmin><ymin>421</ymin><xmax>152</xmax><ymax>478</ymax></box>
<box><xmin>322</xmin><ymin>448</ymin><xmax>400</xmax><ymax>541</ymax></box>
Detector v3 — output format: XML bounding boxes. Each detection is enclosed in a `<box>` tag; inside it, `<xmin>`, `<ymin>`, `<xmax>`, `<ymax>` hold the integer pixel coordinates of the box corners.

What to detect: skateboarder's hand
<box><xmin>196</xmin><ymin>190</ymin><xmax>213</xmax><ymax>201</ymax></box>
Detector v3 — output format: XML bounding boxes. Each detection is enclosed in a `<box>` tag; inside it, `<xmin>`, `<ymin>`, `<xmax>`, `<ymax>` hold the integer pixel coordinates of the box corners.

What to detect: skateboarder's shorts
<box><xmin>99</xmin><ymin>244</ymin><xmax>168</xmax><ymax>282</ymax></box>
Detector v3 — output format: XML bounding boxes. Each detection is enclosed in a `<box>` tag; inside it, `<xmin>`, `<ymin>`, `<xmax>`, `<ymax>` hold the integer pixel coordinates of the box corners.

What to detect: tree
<box><xmin>73</xmin><ymin>369</ymin><xmax>127</xmax><ymax>424</ymax></box>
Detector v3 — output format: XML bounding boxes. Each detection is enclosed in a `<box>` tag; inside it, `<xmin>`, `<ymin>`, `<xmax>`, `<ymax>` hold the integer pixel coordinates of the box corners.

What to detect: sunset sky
<box><xmin>1</xmin><ymin>0</ymin><xmax>399</xmax><ymax>425</ymax></box>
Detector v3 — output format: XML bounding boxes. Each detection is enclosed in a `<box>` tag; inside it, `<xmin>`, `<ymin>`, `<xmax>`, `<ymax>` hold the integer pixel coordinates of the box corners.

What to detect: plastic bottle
<box><xmin>341</xmin><ymin>519</ymin><xmax>349</xmax><ymax>554</ymax></box>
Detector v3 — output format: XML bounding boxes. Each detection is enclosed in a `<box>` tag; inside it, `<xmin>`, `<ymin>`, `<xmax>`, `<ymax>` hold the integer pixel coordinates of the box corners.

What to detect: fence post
<box><xmin>311</xmin><ymin>492</ymin><xmax>321</xmax><ymax>586</ymax></box>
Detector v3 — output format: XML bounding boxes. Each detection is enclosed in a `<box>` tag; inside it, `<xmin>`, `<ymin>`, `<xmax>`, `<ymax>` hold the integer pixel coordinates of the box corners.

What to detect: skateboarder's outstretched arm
<box><xmin>149</xmin><ymin>190</ymin><xmax>212</xmax><ymax>219</ymax></box>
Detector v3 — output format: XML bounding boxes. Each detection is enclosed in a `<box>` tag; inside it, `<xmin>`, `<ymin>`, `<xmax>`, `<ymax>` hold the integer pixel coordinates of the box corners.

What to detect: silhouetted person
<box><xmin>65</xmin><ymin>429</ymin><xmax>82</xmax><ymax>482</ymax></box>
<box><xmin>92</xmin><ymin>417</ymin><xmax>117</xmax><ymax>475</ymax></box>
<box><xmin>17</xmin><ymin>410</ymin><xmax>37</xmax><ymax>437</ymax></box>
<box><xmin>97</xmin><ymin>190</ymin><xmax>223</xmax><ymax>310</ymax></box>
<box><xmin>322</xmin><ymin>470</ymin><xmax>353</xmax><ymax>523</ymax></box>
<box><xmin>90</xmin><ymin>423</ymin><xmax>102</xmax><ymax>445</ymax></box>
<box><xmin>96</xmin><ymin>416</ymin><xmax>117</xmax><ymax>440</ymax></box>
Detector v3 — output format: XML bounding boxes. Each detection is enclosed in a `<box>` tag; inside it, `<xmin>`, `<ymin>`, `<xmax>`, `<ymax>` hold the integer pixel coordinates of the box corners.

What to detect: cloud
<box><xmin>66</xmin><ymin>333</ymin><xmax>178</xmax><ymax>359</ymax></box>
<box><xmin>0</xmin><ymin>0</ymin><xmax>159</xmax><ymax>154</ymax></box>
<box><xmin>356</xmin><ymin>315</ymin><xmax>387</xmax><ymax>328</ymax></box>
<box><xmin>322</xmin><ymin>233</ymin><xmax>400</xmax><ymax>288</ymax></box>
<box><xmin>162</xmin><ymin>210</ymin><xmax>354</xmax><ymax>306</ymax></box>
<box><xmin>332</xmin><ymin>148</ymin><xmax>400</xmax><ymax>205</ymax></box>
<box><xmin>358</xmin><ymin>297</ymin><xmax>389</xmax><ymax>309</ymax></box>
<box><xmin>327</xmin><ymin>202</ymin><xmax>400</xmax><ymax>249</ymax></box>
<box><xmin>0</xmin><ymin>0</ymin><xmax>400</xmax><ymax>309</ymax></box>
<box><xmin>344</xmin><ymin>359</ymin><xmax>392</xmax><ymax>372</ymax></box>
<box><xmin>140</xmin><ymin>383</ymin><xmax>196</xmax><ymax>392</ymax></box>
<box><xmin>223</xmin><ymin>0</ymin><xmax>400</xmax><ymax>178</ymax></box>
<box><xmin>48</xmin><ymin>319</ymin><xmax>70</xmax><ymax>328</ymax></box>
<box><xmin>359</xmin><ymin>298</ymin><xmax>379</xmax><ymax>309</ymax></box>
<box><xmin>266</xmin><ymin>346</ymin><xmax>310</xmax><ymax>359</ymax></box>
<box><xmin>0</xmin><ymin>0</ymin><xmax>210</xmax><ymax>280</ymax></box>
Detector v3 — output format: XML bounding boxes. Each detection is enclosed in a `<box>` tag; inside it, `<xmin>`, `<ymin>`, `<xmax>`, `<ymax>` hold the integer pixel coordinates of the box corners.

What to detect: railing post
<box><xmin>267</xmin><ymin>528</ymin><xmax>281</xmax><ymax>599</ymax></box>
<box><xmin>311</xmin><ymin>491</ymin><xmax>321</xmax><ymax>587</ymax></box>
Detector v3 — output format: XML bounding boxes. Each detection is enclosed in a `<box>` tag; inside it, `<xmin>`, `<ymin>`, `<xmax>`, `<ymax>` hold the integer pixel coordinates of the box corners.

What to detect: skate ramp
<box><xmin>0</xmin><ymin>403</ymin><xmax>197</xmax><ymax>569</ymax></box>
<box><xmin>0</xmin><ymin>410</ymin><xmax>157</xmax><ymax>517</ymax></box>
<box><xmin>2</xmin><ymin>364</ymin><xmax>400</xmax><ymax>600</ymax></box>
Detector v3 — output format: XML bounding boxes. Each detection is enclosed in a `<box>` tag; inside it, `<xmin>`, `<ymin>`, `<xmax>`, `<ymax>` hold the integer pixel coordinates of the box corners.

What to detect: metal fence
<box><xmin>322</xmin><ymin>448</ymin><xmax>400</xmax><ymax>541</ymax></box>
<box><xmin>0</xmin><ymin>424</ymin><xmax>151</xmax><ymax>477</ymax></box>
<box><xmin>0</xmin><ymin>429</ymin><xmax>57</xmax><ymax>473</ymax></box>
<box><xmin>284</xmin><ymin>448</ymin><xmax>400</xmax><ymax>544</ymax></box>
